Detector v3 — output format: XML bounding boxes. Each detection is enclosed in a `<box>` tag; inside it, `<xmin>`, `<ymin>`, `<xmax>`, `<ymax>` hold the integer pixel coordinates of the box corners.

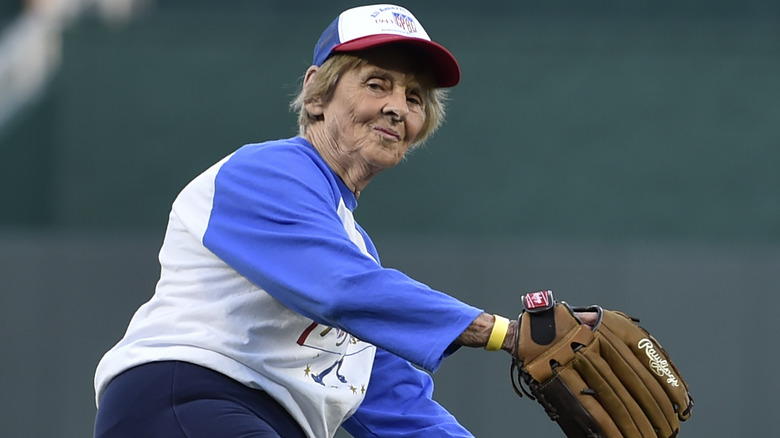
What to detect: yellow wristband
<box><xmin>486</xmin><ymin>315</ymin><xmax>510</xmax><ymax>351</ymax></box>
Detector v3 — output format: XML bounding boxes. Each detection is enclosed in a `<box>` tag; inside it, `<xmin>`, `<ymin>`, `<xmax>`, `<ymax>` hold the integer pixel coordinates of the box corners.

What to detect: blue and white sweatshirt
<box><xmin>94</xmin><ymin>136</ymin><xmax>483</xmax><ymax>438</ymax></box>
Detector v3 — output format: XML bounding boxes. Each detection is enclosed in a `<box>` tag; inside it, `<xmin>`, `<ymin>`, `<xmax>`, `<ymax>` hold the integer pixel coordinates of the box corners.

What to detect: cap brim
<box><xmin>331</xmin><ymin>34</ymin><xmax>461</xmax><ymax>88</ymax></box>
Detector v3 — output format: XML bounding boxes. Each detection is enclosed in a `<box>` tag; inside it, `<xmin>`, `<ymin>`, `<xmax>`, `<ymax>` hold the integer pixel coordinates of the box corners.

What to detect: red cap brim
<box><xmin>331</xmin><ymin>34</ymin><xmax>461</xmax><ymax>88</ymax></box>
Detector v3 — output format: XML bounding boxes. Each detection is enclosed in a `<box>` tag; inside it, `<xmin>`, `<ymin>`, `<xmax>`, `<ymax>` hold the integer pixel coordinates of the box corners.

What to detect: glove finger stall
<box><xmin>601</xmin><ymin>310</ymin><xmax>693</xmax><ymax>421</ymax></box>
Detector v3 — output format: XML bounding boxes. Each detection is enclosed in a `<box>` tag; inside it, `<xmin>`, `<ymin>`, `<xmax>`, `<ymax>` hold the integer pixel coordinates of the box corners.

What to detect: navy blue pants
<box><xmin>94</xmin><ymin>361</ymin><xmax>307</xmax><ymax>438</ymax></box>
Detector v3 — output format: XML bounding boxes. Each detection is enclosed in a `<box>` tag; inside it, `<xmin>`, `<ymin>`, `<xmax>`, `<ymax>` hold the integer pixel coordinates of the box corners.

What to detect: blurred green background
<box><xmin>1</xmin><ymin>0</ymin><xmax>779</xmax><ymax>436</ymax></box>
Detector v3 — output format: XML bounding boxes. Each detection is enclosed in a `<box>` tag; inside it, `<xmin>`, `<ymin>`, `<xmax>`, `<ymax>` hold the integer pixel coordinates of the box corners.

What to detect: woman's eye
<box><xmin>367</xmin><ymin>81</ymin><xmax>385</xmax><ymax>91</ymax></box>
<box><xmin>407</xmin><ymin>95</ymin><xmax>423</xmax><ymax>106</ymax></box>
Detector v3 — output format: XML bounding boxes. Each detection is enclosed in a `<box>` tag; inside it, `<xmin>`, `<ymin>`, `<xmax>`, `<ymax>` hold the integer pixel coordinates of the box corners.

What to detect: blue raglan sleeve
<box><xmin>342</xmin><ymin>347</ymin><xmax>474</xmax><ymax>437</ymax></box>
<box><xmin>201</xmin><ymin>141</ymin><xmax>483</xmax><ymax>372</ymax></box>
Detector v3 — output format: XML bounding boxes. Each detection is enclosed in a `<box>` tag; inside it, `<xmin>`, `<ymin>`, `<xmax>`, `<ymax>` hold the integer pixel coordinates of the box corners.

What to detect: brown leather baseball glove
<box><xmin>511</xmin><ymin>290</ymin><xmax>693</xmax><ymax>437</ymax></box>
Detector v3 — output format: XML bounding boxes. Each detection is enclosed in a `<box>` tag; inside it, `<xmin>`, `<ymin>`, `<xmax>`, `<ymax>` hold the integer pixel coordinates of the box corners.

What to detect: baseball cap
<box><xmin>312</xmin><ymin>4</ymin><xmax>461</xmax><ymax>87</ymax></box>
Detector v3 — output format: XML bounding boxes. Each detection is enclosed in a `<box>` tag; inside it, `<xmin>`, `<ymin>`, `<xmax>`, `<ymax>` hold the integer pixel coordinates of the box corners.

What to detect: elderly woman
<box><xmin>93</xmin><ymin>5</ymin><xmax>517</xmax><ymax>438</ymax></box>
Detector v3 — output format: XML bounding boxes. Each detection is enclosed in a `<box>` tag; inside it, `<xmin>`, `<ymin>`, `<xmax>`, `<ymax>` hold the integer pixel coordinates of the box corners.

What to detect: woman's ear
<box><xmin>303</xmin><ymin>66</ymin><xmax>324</xmax><ymax>117</ymax></box>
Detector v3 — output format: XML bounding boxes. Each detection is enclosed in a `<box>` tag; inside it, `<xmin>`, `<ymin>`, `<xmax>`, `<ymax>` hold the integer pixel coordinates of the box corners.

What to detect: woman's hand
<box><xmin>575</xmin><ymin>311</ymin><xmax>599</xmax><ymax>328</ymax></box>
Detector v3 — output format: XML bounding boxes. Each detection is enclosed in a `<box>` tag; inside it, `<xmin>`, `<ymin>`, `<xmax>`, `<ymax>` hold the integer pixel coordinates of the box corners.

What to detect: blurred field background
<box><xmin>1</xmin><ymin>1</ymin><xmax>779</xmax><ymax>436</ymax></box>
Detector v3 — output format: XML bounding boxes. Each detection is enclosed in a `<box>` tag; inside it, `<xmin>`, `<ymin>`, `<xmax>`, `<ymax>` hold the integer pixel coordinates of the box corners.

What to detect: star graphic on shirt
<box><xmin>361</xmin><ymin>384</ymin><xmax>366</xmax><ymax>394</ymax></box>
<box><xmin>349</xmin><ymin>385</ymin><xmax>358</xmax><ymax>394</ymax></box>
<box><xmin>304</xmin><ymin>365</ymin><xmax>311</xmax><ymax>377</ymax></box>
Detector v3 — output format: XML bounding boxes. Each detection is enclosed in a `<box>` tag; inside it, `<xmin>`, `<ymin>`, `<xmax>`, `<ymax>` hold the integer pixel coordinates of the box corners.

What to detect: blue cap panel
<box><xmin>312</xmin><ymin>17</ymin><xmax>341</xmax><ymax>66</ymax></box>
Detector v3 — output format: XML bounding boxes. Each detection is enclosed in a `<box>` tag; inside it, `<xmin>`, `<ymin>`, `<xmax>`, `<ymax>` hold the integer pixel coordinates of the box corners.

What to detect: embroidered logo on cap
<box><xmin>391</xmin><ymin>12</ymin><xmax>417</xmax><ymax>33</ymax></box>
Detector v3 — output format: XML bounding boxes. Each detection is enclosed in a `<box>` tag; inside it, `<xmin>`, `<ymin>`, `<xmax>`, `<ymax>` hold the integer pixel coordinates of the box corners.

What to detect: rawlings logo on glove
<box><xmin>638</xmin><ymin>338</ymin><xmax>681</xmax><ymax>388</ymax></box>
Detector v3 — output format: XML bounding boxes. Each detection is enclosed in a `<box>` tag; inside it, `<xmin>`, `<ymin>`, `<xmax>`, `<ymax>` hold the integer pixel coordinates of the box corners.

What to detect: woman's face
<box><xmin>311</xmin><ymin>47</ymin><xmax>430</xmax><ymax>173</ymax></box>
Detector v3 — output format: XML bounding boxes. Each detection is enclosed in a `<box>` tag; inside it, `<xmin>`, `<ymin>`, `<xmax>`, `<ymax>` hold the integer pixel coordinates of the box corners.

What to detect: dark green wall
<box><xmin>3</xmin><ymin>0</ymin><xmax>779</xmax><ymax>244</ymax></box>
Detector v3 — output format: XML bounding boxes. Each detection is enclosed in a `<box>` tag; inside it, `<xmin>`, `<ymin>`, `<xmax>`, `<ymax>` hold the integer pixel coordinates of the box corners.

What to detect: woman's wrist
<box><xmin>485</xmin><ymin>315</ymin><xmax>510</xmax><ymax>351</ymax></box>
<box><xmin>457</xmin><ymin>312</ymin><xmax>517</xmax><ymax>354</ymax></box>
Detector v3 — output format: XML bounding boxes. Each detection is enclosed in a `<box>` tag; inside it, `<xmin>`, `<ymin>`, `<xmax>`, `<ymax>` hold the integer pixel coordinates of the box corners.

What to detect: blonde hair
<box><xmin>290</xmin><ymin>52</ymin><xmax>449</xmax><ymax>147</ymax></box>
